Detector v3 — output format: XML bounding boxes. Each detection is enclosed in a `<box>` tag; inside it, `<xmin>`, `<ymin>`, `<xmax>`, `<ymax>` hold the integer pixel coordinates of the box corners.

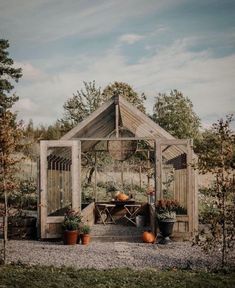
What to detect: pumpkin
<box><xmin>117</xmin><ymin>192</ymin><xmax>129</xmax><ymax>202</ymax></box>
<box><xmin>142</xmin><ymin>231</ymin><xmax>155</xmax><ymax>243</ymax></box>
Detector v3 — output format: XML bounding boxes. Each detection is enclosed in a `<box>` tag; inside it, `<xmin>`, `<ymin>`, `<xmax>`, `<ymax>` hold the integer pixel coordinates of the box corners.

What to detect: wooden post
<box><xmin>94</xmin><ymin>152</ymin><xmax>97</xmax><ymax>202</ymax></box>
<box><xmin>147</xmin><ymin>150</ymin><xmax>150</xmax><ymax>186</ymax></box>
<box><xmin>40</xmin><ymin>141</ymin><xmax>48</xmax><ymax>239</ymax></box>
<box><xmin>72</xmin><ymin>140</ymin><xmax>81</xmax><ymax>211</ymax></box>
<box><xmin>121</xmin><ymin>161</ymin><xmax>124</xmax><ymax>189</ymax></box>
<box><xmin>187</xmin><ymin>139</ymin><xmax>193</xmax><ymax>235</ymax></box>
<box><xmin>139</xmin><ymin>166</ymin><xmax>142</xmax><ymax>189</ymax></box>
<box><xmin>155</xmin><ymin>140</ymin><xmax>162</xmax><ymax>202</ymax></box>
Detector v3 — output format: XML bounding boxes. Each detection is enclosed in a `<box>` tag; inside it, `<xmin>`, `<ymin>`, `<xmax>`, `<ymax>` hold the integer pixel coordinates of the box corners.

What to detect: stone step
<box><xmin>90</xmin><ymin>224</ymin><xmax>150</xmax><ymax>237</ymax></box>
<box><xmin>91</xmin><ymin>235</ymin><xmax>143</xmax><ymax>243</ymax></box>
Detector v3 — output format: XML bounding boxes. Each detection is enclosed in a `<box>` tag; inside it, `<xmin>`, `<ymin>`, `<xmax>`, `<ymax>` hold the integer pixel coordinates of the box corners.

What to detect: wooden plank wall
<box><xmin>47</xmin><ymin>169</ymin><xmax>72</xmax><ymax>215</ymax></box>
<box><xmin>45</xmin><ymin>202</ymin><xmax>95</xmax><ymax>238</ymax></box>
<box><xmin>174</xmin><ymin>169</ymin><xmax>187</xmax><ymax>209</ymax></box>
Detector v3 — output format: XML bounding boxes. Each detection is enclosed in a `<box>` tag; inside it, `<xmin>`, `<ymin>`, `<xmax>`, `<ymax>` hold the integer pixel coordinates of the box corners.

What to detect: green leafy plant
<box><xmin>81</xmin><ymin>224</ymin><xmax>91</xmax><ymax>234</ymax></box>
<box><xmin>157</xmin><ymin>211</ymin><xmax>176</xmax><ymax>221</ymax></box>
<box><xmin>62</xmin><ymin>209</ymin><xmax>82</xmax><ymax>231</ymax></box>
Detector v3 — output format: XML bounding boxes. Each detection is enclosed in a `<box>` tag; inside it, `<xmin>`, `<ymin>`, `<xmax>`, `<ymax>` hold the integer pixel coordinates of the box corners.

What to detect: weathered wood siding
<box><xmin>47</xmin><ymin>169</ymin><xmax>72</xmax><ymax>215</ymax></box>
<box><xmin>43</xmin><ymin>202</ymin><xmax>95</xmax><ymax>239</ymax></box>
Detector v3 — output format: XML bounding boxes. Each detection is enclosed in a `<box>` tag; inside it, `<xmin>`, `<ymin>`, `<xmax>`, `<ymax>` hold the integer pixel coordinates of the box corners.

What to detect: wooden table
<box><xmin>95</xmin><ymin>203</ymin><xmax>116</xmax><ymax>225</ymax></box>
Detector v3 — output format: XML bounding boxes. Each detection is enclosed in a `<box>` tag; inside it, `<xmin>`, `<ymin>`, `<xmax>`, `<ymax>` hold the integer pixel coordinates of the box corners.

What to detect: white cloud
<box><xmin>15</xmin><ymin>62</ymin><xmax>47</xmax><ymax>81</ymax></box>
<box><xmin>14</xmin><ymin>98</ymin><xmax>38</xmax><ymax>114</ymax></box>
<box><xmin>14</xmin><ymin>37</ymin><xmax>235</xmax><ymax>130</ymax></box>
<box><xmin>119</xmin><ymin>34</ymin><xmax>144</xmax><ymax>45</ymax></box>
<box><xmin>0</xmin><ymin>0</ymin><xmax>184</xmax><ymax>43</ymax></box>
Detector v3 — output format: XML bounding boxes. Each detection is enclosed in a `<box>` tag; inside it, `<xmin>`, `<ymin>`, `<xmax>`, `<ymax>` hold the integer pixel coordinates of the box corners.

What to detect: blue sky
<box><xmin>0</xmin><ymin>0</ymin><xmax>235</xmax><ymax>129</ymax></box>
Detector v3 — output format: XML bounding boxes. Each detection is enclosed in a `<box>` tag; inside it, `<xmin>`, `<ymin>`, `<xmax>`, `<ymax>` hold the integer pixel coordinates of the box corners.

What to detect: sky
<box><xmin>0</xmin><ymin>0</ymin><xmax>235</xmax><ymax>129</ymax></box>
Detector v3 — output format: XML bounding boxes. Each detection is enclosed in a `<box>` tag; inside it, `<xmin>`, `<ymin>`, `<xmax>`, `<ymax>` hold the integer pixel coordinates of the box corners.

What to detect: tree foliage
<box><xmin>59</xmin><ymin>81</ymin><xmax>146</xmax><ymax>134</ymax></box>
<box><xmin>59</xmin><ymin>81</ymin><xmax>103</xmax><ymax>133</ymax></box>
<box><xmin>102</xmin><ymin>81</ymin><xmax>146</xmax><ymax>113</ymax></box>
<box><xmin>0</xmin><ymin>39</ymin><xmax>22</xmax><ymax>113</ymax></box>
<box><xmin>152</xmin><ymin>90</ymin><xmax>201</xmax><ymax>140</ymax></box>
<box><xmin>0</xmin><ymin>39</ymin><xmax>23</xmax><ymax>264</ymax></box>
<box><xmin>195</xmin><ymin>114</ymin><xmax>235</xmax><ymax>267</ymax></box>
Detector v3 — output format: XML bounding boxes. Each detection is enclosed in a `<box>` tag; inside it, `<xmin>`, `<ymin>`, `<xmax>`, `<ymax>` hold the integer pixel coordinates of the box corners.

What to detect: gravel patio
<box><xmin>5</xmin><ymin>240</ymin><xmax>225</xmax><ymax>270</ymax></box>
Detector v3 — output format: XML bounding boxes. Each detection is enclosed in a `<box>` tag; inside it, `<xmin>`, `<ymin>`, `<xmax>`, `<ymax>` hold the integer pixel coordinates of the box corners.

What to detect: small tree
<box><xmin>195</xmin><ymin>115</ymin><xmax>235</xmax><ymax>267</ymax></box>
<box><xmin>0</xmin><ymin>111</ymin><xmax>23</xmax><ymax>263</ymax></box>
<box><xmin>152</xmin><ymin>90</ymin><xmax>201</xmax><ymax>141</ymax></box>
<box><xmin>0</xmin><ymin>39</ymin><xmax>22</xmax><ymax>264</ymax></box>
<box><xmin>59</xmin><ymin>81</ymin><xmax>103</xmax><ymax>133</ymax></box>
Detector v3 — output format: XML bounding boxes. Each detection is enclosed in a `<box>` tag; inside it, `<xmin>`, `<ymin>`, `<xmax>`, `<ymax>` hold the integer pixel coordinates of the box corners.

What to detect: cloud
<box><xmin>14</xmin><ymin>98</ymin><xmax>38</xmax><ymax>115</ymax></box>
<box><xmin>14</xmin><ymin>37</ymin><xmax>235</xmax><ymax>130</ymax></box>
<box><xmin>15</xmin><ymin>62</ymin><xmax>47</xmax><ymax>81</ymax></box>
<box><xmin>119</xmin><ymin>34</ymin><xmax>144</xmax><ymax>45</ymax></box>
<box><xmin>0</xmin><ymin>0</ymin><xmax>184</xmax><ymax>44</ymax></box>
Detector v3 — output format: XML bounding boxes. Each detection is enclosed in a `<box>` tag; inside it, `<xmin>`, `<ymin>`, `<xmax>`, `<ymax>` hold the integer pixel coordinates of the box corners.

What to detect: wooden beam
<box><xmin>44</xmin><ymin>140</ymin><xmax>74</xmax><ymax>147</ymax></box>
<box><xmin>115</xmin><ymin>102</ymin><xmax>119</xmax><ymax>138</ymax></box>
<box><xmin>46</xmin><ymin>216</ymin><xmax>64</xmax><ymax>224</ymax></box>
<box><xmin>157</xmin><ymin>139</ymin><xmax>189</xmax><ymax>146</ymax></box>
<box><xmin>73</xmin><ymin>137</ymin><xmax>156</xmax><ymax>141</ymax></box>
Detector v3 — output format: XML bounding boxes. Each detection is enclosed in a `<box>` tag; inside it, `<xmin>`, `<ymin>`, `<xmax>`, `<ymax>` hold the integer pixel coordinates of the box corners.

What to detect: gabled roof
<box><xmin>60</xmin><ymin>95</ymin><xmax>187</xmax><ymax>160</ymax></box>
<box><xmin>61</xmin><ymin>96</ymin><xmax>172</xmax><ymax>143</ymax></box>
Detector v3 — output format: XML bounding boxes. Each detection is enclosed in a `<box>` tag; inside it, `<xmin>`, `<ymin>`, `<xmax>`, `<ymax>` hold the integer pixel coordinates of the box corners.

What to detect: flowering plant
<box><xmin>146</xmin><ymin>185</ymin><xmax>155</xmax><ymax>195</ymax></box>
<box><xmin>156</xmin><ymin>199</ymin><xmax>187</xmax><ymax>220</ymax></box>
<box><xmin>62</xmin><ymin>209</ymin><xmax>82</xmax><ymax>231</ymax></box>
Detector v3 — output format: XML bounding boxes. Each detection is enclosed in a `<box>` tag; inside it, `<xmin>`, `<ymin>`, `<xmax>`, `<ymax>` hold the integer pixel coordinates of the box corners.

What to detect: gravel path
<box><xmin>5</xmin><ymin>240</ymin><xmax>225</xmax><ymax>270</ymax></box>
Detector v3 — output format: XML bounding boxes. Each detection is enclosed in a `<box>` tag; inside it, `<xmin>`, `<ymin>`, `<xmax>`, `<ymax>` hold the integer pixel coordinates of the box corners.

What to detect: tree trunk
<box><xmin>87</xmin><ymin>167</ymin><xmax>95</xmax><ymax>184</ymax></box>
<box><xmin>3</xmin><ymin>178</ymin><xmax>8</xmax><ymax>264</ymax></box>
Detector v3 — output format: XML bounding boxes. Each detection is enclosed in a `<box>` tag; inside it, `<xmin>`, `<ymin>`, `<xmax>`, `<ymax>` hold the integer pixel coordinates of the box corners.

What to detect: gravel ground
<box><xmin>5</xmin><ymin>240</ymin><xmax>226</xmax><ymax>270</ymax></box>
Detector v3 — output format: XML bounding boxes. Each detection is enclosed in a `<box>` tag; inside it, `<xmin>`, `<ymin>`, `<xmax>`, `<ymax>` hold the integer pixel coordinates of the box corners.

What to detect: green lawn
<box><xmin>0</xmin><ymin>265</ymin><xmax>234</xmax><ymax>288</ymax></box>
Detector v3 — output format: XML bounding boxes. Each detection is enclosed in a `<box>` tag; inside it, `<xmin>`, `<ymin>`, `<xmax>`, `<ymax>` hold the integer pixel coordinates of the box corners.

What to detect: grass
<box><xmin>0</xmin><ymin>264</ymin><xmax>234</xmax><ymax>288</ymax></box>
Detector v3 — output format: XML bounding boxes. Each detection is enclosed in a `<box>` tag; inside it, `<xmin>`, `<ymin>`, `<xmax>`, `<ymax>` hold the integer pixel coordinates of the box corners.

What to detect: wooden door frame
<box><xmin>154</xmin><ymin>139</ymin><xmax>196</xmax><ymax>235</ymax></box>
<box><xmin>39</xmin><ymin>140</ymin><xmax>81</xmax><ymax>239</ymax></box>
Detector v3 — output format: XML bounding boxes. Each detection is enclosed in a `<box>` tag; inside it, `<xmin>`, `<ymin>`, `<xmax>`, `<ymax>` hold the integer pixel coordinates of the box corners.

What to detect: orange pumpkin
<box><xmin>117</xmin><ymin>192</ymin><xmax>129</xmax><ymax>202</ymax></box>
<box><xmin>142</xmin><ymin>231</ymin><xmax>155</xmax><ymax>243</ymax></box>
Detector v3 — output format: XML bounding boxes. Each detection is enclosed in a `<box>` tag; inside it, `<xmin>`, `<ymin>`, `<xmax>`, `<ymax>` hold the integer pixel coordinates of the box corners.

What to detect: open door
<box><xmin>39</xmin><ymin>140</ymin><xmax>81</xmax><ymax>239</ymax></box>
<box><xmin>155</xmin><ymin>139</ymin><xmax>197</xmax><ymax>238</ymax></box>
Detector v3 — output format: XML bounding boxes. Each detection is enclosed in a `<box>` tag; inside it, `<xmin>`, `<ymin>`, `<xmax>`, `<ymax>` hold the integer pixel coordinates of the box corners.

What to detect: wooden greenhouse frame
<box><xmin>39</xmin><ymin>95</ymin><xmax>198</xmax><ymax>239</ymax></box>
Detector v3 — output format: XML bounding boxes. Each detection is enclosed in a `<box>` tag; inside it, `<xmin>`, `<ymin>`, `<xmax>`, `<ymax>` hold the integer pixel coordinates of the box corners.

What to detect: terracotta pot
<box><xmin>64</xmin><ymin>230</ymin><xmax>78</xmax><ymax>245</ymax></box>
<box><xmin>142</xmin><ymin>231</ymin><xmax>155</xmax><ymax>243</ymax></box>
<box><xmin>81</xmin><ymin>234</ymin><xmax>90</xmax><ymax>245</ymax></box>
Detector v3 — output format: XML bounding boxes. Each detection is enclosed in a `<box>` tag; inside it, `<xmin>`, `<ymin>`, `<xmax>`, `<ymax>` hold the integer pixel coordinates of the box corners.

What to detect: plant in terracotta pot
<box><xmin>156</xmin><ymin>199</ymin><xmax>179</xmax><ymax>244</ymax></box>
<box><xmin>81</xmin><ymin>224</ymin><xmax>91</xmax><ymax>245</ymax></box>
<box><xmin>62</xmin><ymin>209</ymin><xmax>82</xmax><ymax>245</ymax></box>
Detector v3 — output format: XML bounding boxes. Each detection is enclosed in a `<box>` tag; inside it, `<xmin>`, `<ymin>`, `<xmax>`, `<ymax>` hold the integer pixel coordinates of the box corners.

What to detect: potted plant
<box><xmin>156</xmin><ymin>199</ymin><xmax>179</xmax><ymax>244</ymax></box>
<box><xmin>62</xmin><ymin>209</ymin><xmax>82</xmax><ymax>245</ymax></box>
<box><xmin>81</xmin><ymin>224</ymin><xmax>91</xmax><ymax>245</ymax></box>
